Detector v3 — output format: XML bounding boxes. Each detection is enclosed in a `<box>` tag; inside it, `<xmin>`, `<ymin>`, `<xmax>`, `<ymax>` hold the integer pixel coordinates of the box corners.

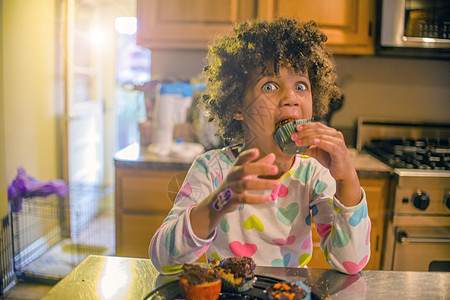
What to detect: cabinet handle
<box><xmin>397</xmin><ymin>231</ymin><xmax>450</xmax><ymax>244</ymax></box>
<box><xmin>375</xmin><ymin>235</ymin><xmax>379</xmax><ymax>251</ymax></box>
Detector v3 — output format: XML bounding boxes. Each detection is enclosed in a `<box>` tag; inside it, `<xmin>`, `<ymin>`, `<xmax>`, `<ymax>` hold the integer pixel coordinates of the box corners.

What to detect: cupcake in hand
<box><xmin>178</xmin><ymin>263</ymin><xmax>222</xmax><ymax>300</ymax></box>
<box><xmin>274</xmin><ymin>118</ymin><xmax>311</xmax><ymax>155</ymax></box>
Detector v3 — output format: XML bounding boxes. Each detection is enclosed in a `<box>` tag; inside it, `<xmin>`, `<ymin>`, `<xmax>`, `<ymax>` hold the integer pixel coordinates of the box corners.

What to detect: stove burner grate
<box><xmin>364</xmin><ymin>138</ymin><xmax>450</xmax><ymax>170</ymax></box>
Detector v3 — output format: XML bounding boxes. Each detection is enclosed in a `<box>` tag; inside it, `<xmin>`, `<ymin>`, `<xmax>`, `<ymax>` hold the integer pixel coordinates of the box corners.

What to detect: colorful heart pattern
<box><xmin>293</xmin><ymin>162</ymin><xmax>313</xmax><ymax>183</ymax></box>
<box><xmin>211</xmin><ymin>251</ymin><xmax>221</xmax><ymax>261</ymax></box>
<box><xmin>298</xmin><ymin>253</ymin><xmax>311</xmax><ymax>267</ymax></box>
<box><xmin>349</xmin><ymin>203</ymin><xmax>368</xmax><ymax>227</ymax></box>
<box><xmin>193</xmin><ymin>157</ymin><xmax>208</xmax><ymax>174</ymax></box>
<box><xmin>332</xmin><ymin>228</ymin><xmax>351</xmax><ymax>248</ymax></box>
<box><xmin>301</xmin><ymin>235</ymin><xmax>312</xmax><ymax>250</ymax></box>
<box><xmin>218</xmin><ymin>152</ymin><xmax>234</xmax><ymax>166</ymax></box>
<box><xmin>220</xmin><ymin>218</ymin><xmax>230</xmax><ymax>232</ymax></box>
<box><xmin>343</xmin><ymin>255</ymin><xmax>368</xmax><ymax>274</ymax></box>
<box><xmin>312</xmin><ymin>180</ymin><xmax>328</xmax><ymax>199</ymax></box>
<box><xmin>271</xmin><ymin>253</ymin><xmax>291</xmax><ymax>267</ymax></box>
<box><xmin>272</xmin><ymin>235</ymin><xmax>296</xmax><ymax>246</ymax></box>
<box><xmin>229</xmin><ymin>241</ymin><xmax>257</xmax><ymax>257</ymax></box>
<box><xmin>214</xmin><ymin>171</ymin><xmax>222</xmax><ymax>188</ymax></box>
<box><xmin>179</xmin><ymin>183</ymin><xmax>192</xmax><ymax>198</ymax></box>
<box><xmin>164</xmin><ymin>225</ymin><xmax>180</xmax><ymax>257</ymax></box>
<box><xmin>316</xmin><ymin>223</ymin><xmax>332</xmax><ymax>238</ymax></box>
<box><xmin>243</xmin><ymin>214</ymin><xmax>265</xmax><ymax>232</ymax></box>
<box><xmin>194</xmin><ymin>242</ymin><xmax>211</xmax><ymax>257</ymax></box>
<box><xmin>277</xmin><ymin>203</ymin><xmax>299</xmax><ymax>226</ymax></box>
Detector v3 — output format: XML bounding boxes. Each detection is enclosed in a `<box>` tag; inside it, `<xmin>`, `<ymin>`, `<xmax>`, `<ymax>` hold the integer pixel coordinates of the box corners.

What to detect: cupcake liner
<box><xmin>221</xmin><ymin>275</ymin><xmax>256</xmax><ymax>293</ymax></box>
<box><xmin>179</xmin><ymin>277</ymin><xmax>222</xmax><ymax>300</ymax></box>
<box><xmin>274</xmin><ymin>119</ymin><xmax>311</xmax><ymax>155</ymax></box>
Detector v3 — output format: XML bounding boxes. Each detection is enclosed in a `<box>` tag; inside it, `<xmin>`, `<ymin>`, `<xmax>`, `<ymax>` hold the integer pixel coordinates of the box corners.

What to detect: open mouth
<box><xmin>274</xmin><ymin>117</ymin><xmax>299</xmax><ymax>131</ymax></box>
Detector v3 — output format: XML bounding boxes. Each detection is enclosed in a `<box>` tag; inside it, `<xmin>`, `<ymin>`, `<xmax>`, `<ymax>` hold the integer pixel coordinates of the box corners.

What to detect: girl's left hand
<box><xmin>291</xmin><ymin>122</ymin><xmax>354</xmax><ymax>182</ymax></box>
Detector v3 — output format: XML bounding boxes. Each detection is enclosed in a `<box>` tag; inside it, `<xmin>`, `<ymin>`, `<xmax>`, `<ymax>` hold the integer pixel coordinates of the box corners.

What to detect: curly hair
<box><xmin>201</xmin><ymin>18</ymin><xmax>342</xmax><ymax>145</ymax></box>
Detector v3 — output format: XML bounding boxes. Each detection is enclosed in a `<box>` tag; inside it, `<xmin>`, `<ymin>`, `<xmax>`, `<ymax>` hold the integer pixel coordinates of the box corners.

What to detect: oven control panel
<box><xmin>393</xmin><ymin>170</ymin><xmax>450</xmax><ymax>216</ymax></box>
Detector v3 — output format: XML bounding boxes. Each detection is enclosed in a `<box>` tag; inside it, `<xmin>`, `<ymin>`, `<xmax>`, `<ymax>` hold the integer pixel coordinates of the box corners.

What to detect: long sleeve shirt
<box><xmin>149</xmin><ymin>146</ymin><xmax>371</xmax><ymax>275</ymax></box>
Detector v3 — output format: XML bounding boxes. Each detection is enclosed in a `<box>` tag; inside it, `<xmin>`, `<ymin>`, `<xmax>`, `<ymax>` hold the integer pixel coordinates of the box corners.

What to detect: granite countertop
<box><xmin>114</xmin><ymin>143</ymin><xmax>194</xmax><ymax>171</ymax></box>
<box><xmin>114</xmin><ymin>143</ymin><xmax>393</xmax><ymax>178</ymax></box>
<box><xmin>43</xmin><ymin>255</ymin><xmax>450</xmax><ymax>300</ymax></box>
<box><xmin>347</xmin><ymin>148</ymin><xmax>392</xmax><ymax>178</ymax></box>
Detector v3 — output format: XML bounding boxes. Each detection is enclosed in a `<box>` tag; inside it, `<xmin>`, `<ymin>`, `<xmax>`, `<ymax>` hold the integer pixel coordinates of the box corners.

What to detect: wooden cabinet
<box><xmin>257</xmin><ymin>0</ymin><xmax>376</xmax><ymax>54</ymax></box>
<box><xmin>115</xmin><ymin>167</ymin><xmax>187</xmax><ymax>258</ymax></box>
<box><xmin>136</xmin><ymin>0</ymin><xmax>256</xmax><ymax>49</ymax></box>
<box><xmin>137</xmin><ymin>0</ymin><xmax>375</xmax><ymax>54</ymax></box>
<box><xmin>308</xmin><ymin>177</ymin><xmax>390</xmax><ymax>270</ymax></box>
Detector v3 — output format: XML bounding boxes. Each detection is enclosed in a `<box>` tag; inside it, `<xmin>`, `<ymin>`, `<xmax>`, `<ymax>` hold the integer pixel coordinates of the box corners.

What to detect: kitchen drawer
<box><xmin>117</xmin><ymin>168</ymin><xmax>186</xmax><ymax>212</ymax></box>
<box><xmin>116</xmin><ymin>213</ymin><xmax>168</xmax><ymax>258</ymax></box>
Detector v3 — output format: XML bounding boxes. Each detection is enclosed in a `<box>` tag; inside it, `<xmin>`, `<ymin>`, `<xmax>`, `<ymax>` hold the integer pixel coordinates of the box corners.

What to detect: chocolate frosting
<box><xmin>219</xmin><ymin>256</ymin><xmax>256</xmax><ymax>281</ymax></box>
<box><xmin>179</xmin><ymin>263</ymin><xmax>220</xmax><ymax>285</ymax></box>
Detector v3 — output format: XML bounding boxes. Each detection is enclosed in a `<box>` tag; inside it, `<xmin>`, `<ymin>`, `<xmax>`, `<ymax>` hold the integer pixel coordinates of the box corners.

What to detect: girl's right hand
<box><xmin>211</xmin><ymin>148</ymin><xmax>279</xmax><ymax>213</ymax></box>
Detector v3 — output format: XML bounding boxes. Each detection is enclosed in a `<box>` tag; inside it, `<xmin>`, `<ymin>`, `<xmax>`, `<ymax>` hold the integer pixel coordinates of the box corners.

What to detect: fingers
<box><xmin>228</xmin><ymin>176</ymin><xmax>279</xmax><ymax>193</ymax></box>
<box><xmin>291</xmin><ymin>122</ymin><xmax>346</xmax><ymax>153</ymax></box>
<box><xmin>234</xmin><ymin>148</ymin><xmax>260</xmax><ymax>165</ymax></box>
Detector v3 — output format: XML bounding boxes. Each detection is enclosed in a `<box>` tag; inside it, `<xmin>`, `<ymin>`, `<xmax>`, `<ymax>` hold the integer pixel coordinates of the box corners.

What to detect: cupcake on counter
<box><xmin>178</xmin><ymin>263</ymin><xmax>222</xmax><ymax>300</ymax></box>
<box><xmin>273</xmin><ymin>118</ymin><xmax>311</xmax><ymax>155</ymax></box>
<box><xmin>212</xmin><ymin>256</ymin><xmax>256</xmax><ymax>292</ymax></box>
<box><xmin>265</xmin><ymin>281</ymin><xmax>311</xmax><ymax>300</ymax></box>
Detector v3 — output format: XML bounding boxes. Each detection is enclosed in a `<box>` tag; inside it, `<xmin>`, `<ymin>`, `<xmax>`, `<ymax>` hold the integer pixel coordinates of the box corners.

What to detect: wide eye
<box><xmin>262</xmin><ymin>82</ymin><xmax>277</xmax><ymax>92</ymax></box>
<box><xmin>295</xmin><ymin>82</ymin><xmax>307</xmax><ymax>91</ymax></box>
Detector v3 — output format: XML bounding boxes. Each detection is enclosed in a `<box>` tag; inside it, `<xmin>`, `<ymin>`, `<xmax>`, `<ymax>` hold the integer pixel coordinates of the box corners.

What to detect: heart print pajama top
<box><xmin>149</xmin><ymin>146</ymin><xmax>371</xmax><ymax>275</ymax></box>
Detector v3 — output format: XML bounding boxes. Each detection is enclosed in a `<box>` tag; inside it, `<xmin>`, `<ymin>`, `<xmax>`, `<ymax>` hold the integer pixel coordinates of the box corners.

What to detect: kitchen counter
<box><xmin>114</xmin><ymin>143</ymin><xmax>392</xmax><ymax>177</ymax></box>
<box><xmin>43</xmin><ymin>255</ymin><xmax>449</xmax><ymax>299</ymax></box>
<box><xmin>348</xmin><ymin>148</ymin><xmax>392</xmax><ymax>178</ymax></box>
<box><xmin>114</xmin><ymin>143</ymin><xmax>193</xmax><ymax>171</ymax></box>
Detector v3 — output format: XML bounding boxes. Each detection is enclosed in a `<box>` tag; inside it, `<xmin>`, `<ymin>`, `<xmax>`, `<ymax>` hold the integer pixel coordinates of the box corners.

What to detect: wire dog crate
<box><xmin>1</xmin><ymin>214</ymin><xmax>15</xmax><ymax>295</ymax></box>
<box><xmin>1</xmin><ymin>184</ymin><xmax>115</xmax><ymax>290</ymax></box>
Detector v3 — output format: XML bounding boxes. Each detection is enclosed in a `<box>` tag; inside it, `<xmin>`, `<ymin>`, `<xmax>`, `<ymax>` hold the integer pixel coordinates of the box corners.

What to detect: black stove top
<box><xmin>364</xmin><ymin>138</ymin><xmax>450</xmax><ymax>170</ymax></box>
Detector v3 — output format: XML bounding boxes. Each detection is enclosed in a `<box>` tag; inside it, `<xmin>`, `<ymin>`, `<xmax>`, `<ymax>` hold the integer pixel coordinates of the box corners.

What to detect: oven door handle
<box><xmin>398</xmin><ymin>231</ymin><xmax>450</xmax><ymax>244</ymax></box>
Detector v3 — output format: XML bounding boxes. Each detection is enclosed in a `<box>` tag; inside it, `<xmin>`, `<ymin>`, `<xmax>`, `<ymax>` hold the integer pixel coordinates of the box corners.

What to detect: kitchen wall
<box><xmin>0</xmin><ymin>0</ymin><xmax>6</xmax><ymax>219</ymax></box>
<box><xmin>151</xmin><ymin>50</ymin><xmax>450</xmax><ymax>145</ymax></box>
<box><xmin>0</xmin><ymin>0</ymin><xmax>62</xmax><ymax>217</ymax></box>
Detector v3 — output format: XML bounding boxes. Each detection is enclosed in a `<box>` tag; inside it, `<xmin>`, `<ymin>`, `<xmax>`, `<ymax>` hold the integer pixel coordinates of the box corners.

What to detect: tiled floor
<box><xmin>1</xmin><ymin>283</ymin><xmax>53</xmax><ymax>300</ymax></box>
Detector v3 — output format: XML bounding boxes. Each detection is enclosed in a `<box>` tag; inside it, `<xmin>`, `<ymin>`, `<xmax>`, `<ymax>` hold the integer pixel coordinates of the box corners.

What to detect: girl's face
<box><xmin>237</xmin><ymin>63</ymin><xmax>313</xmax><ymax>158</ymax></box>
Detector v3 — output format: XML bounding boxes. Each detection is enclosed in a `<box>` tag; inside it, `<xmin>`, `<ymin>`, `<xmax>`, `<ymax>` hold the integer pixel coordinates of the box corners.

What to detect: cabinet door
<box><xmin>137</xmin><ymin>0</ymin><xmax>256</xmax><ymax>49</ymax></box>
<box><xmin>257</xmin><ymin>0</ymin><xmax>375</xmax><ymax>54</ymax></box>
<box><xmin>117</xmin><ymin>214</ymin><xmax>166</xmax><ymax>258</ymax></box>
<box><xmin>117</xmin><ymin>168</ymin><xmax>186</xmax><ymax>213</ymax></box>
<box><xmin>115</xmin><ymin>167</ymin><xmax>187</xmax><ymax>258</ymax></box>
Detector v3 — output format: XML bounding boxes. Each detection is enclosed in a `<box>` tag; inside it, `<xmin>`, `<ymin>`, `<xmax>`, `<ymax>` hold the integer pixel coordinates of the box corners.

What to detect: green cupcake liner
<box><xmin>274</xmin><ymin>119</ymin><xmax>311</xmax><ymax>155</ymax></box>
<box><xmin>221</xmin><ymin>275</ymin><xmax>256</xmax><ymax>293</ymax></box>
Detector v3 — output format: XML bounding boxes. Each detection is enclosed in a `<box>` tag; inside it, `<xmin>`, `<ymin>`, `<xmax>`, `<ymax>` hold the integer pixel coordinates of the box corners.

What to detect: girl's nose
<box><xmin>279</xmin><ymin>89</ymin><xmax>300</xmax><ymax>107</ymax></box>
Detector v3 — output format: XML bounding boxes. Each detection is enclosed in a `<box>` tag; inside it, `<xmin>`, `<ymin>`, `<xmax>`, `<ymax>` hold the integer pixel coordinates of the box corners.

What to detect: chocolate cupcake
<box><xmin>265</xmin><ymin>281</ymin><xmax>311</xmax><ymax>300</ymax></box>
<box><xmin>274</xmin><ymin>118</ymin><xmax>311</xmax><ymax>155</ymax></box>
<box><xmin>214</xmin><ymin>256</ymin><xmax>256</xmax><ymax>292</ymax></box>
<box><xmin>178</xmin><ymin>263</ymin><xmax>222</xmax><ymax>300</ymax></box>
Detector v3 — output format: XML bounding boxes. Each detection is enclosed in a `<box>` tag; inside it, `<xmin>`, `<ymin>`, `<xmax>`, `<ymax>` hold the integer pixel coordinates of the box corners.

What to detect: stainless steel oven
<box><xmin>358</xmin><ymin>117</ymin><xmax>450</xmax><ymax>271</ymax></box>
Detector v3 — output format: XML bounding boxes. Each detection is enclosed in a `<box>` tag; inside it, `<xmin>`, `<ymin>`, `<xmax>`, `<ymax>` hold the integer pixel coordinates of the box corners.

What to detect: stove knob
<box><xmin>444</xmin><ymin>190</ymin><xmax>450</xmax><ymax>210</ymax></box>
<box><xmin>412</xmin><ymin>190</ymin><xmax>430</xmax><ymax>210</ymax></box>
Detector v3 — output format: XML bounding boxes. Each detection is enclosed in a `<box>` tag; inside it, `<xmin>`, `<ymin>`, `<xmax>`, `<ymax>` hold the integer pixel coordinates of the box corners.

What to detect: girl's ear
<box><xmin>234</xmin><ymin>111</ymin><xmax>244</xmax><ymax>120</ymax></box>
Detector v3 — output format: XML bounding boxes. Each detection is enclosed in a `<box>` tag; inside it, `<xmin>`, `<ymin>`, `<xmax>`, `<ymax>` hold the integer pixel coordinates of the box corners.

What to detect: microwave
<box><xmin>376</xmin><ymin>0</ymin><xmax>450</xmax><ymax>59</ymax></box>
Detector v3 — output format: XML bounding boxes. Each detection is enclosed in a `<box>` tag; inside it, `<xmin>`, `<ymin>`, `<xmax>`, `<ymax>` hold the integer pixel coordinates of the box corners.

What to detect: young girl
<box><xmin>149</xmin><ymin>18</ymin><xmax>370</xmax><ymax>275</ymax></box>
